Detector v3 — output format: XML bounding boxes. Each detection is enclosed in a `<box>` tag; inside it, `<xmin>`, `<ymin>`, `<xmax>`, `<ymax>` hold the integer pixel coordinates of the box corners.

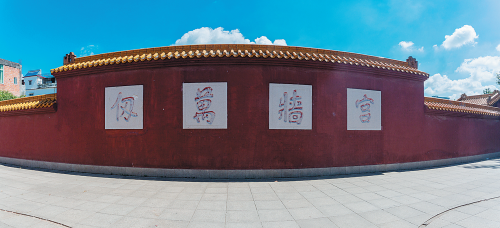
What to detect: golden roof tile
<box><xmin>0</xmin><ymin>94</ymin><xmax>57</xmax><ymax>113</ymax></box>
<box><xmin>424</xmin><ymin>97</ymin><xmax>500</xmax><ymax>116</ymax></box>
<box><xmin>51</xmin><ymin>44</ymin><xmax>429</xmax><ymax>76</ymax></box>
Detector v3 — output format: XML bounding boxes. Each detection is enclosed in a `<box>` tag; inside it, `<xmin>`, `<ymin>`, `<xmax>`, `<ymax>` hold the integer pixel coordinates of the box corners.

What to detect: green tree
<box><xmin>497</xmin><ymin>72</ymin><xmax>500</xmax><ymax>85</ymax></box>
<box><xmin>0</xmin><ymin>90</ymin><xmax>18</xmax><ymax>101</ymax></box>
<box><xmin>484</xmin><ymin>88</ymin><xmax>493</xmax><ymax>94</ymax></box>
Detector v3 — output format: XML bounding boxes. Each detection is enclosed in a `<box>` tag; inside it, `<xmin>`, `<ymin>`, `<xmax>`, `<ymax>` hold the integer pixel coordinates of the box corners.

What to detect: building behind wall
<box><xmin>24</xmin><ymin>69</ymin><xmax>57</xmax><ymax>96</ymax></box>
<box><xmin>0</xmin><ymin>58</ymin><xmax>22</xmax><ymax>97</ymax></box>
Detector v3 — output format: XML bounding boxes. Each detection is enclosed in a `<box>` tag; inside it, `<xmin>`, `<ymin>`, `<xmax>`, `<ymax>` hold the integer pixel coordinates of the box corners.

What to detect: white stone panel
<box><xmin>105</xmin><ymin>85</ymin><xmax>144</xmax><ymax>129</ymax></box>
<box><xmin>183</xmin><ymin>82</ymin><xmax>227</xmax><ymax>129</ymax></box>
<box><xmin>347</xmin><ymin>88</ymin><xmax>381</xmax><ymax>130</ymax></box>
<box><xmin>269</xmin><ymin>83</ymin><xmax>312</xmax><ymax>130</ymax></box>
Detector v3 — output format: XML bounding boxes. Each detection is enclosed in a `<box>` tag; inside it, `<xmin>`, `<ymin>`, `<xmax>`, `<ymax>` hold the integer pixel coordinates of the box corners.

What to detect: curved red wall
<box><xmin>1</xmin><ymin>59</ymin><xmax>499</xmax><ymax>170</ymax></box>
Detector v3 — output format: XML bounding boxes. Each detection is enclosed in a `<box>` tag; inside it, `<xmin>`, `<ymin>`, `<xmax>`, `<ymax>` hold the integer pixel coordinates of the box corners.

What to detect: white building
<box><xmin>23</xmin><ymin>69</ymin><xmax>56</xmax><ymax>96</ymax></box>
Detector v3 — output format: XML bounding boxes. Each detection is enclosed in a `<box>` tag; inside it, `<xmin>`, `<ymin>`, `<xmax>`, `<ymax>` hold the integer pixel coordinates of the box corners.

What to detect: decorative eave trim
<box><xmin>0</xmin><ymin>94</ymin><xmax>57</xmax><ymax>116</ymax></box>
<box><xmin>424</xmin><ymin>97</ymin><xmax>500</xmax><ymax>118</ymax></box>
<box><xmin>51</xmin><ymin>44</ymin><xmax>429</xmax><ymax>77</ymax></box>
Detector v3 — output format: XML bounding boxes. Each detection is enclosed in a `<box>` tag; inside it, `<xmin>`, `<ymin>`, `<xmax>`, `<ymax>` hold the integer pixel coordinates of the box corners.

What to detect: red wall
<box><xmin>1</xmin><ymin>61</ymin><xmax>499</xmax><ymax>169</ymax></box>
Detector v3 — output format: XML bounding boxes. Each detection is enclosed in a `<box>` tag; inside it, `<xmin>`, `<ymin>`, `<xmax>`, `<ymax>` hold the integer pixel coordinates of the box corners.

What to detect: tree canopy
<box><xmin>0</xmin><ymin>90</ymin><xmax>18</xmax><ymax>101</ymax></box>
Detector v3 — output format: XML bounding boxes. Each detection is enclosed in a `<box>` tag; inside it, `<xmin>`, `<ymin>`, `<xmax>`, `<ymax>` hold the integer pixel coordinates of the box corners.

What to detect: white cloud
<box><xmin>496</xmin><ymin>44</ymin><xmax>500</xmax><ymax>52</ymax></box>
<box><xmin>398</xmin><ymin>41</ymin><xmax>424</xmax><ymax>52</ymax></box>
<box><xmin>456</xmin><ymin>56</ymin><xmax>500</xmax><ymax>82</ymax></box>
<box><xmin>80</xmin><ymin>45</ymin><xmax>97</xmax><ymax>57</ymax></box>
<box><xmin>424</xmin><ymin>74</ymin><xmax>484</xmax><ymax>99</ymax></box>
<box><xmin>173</xmin><ymin>27</ymin><xmax>287</xmax><ymax>46</ymax></box>
<box><xmin>441</xmin><ymin>25</ymin><xmax>478</xmax><ymax>50</ymax></box>
<box><xmin>424</xmin><ymin>56</ymin><xmax>500</xmax><ymax>99</ymax></box>
<box><xmin>399</xmin><ymin>41</ymin><xmax>414</xmax><ymax>50</ymax></box>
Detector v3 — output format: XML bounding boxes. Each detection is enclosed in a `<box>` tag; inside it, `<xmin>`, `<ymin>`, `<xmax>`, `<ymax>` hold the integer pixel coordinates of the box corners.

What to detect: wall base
<box><xmin>1</xmin><ymin>153</ymin><xmax>500</xmax><ymax>179</ymax></box>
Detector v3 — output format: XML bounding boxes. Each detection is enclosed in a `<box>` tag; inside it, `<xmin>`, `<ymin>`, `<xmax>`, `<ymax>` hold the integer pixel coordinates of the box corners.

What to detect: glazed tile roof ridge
<box><xmin>457</xmin><ymin>91</ymin><xmax>500</xmax><ymax>106</ymax></box>
<box><xmin>52</xmin><ymin>44</ymin><xmax>429</xmax><ymax>76</ymax></box>
<box><xmin>0</xmin><ymin>94</ymin><xmax>57</xmax><ymax>112</ymax></box>
<box><xmin>424</xmin><ymin>96</ymin><xmax>500</xmax><ymax>116</ymax></box>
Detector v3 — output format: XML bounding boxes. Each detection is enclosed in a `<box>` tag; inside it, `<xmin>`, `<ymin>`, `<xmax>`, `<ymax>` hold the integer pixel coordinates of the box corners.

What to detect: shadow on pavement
<box><xmin>2</xmin><ymin>158</ymin><xmax>499</xmax><ymax>183</ymax></box>
<box><xmin>462</xmin><ymin>160</ymin><xmax>500</xmax><ymax>169</ymax></box>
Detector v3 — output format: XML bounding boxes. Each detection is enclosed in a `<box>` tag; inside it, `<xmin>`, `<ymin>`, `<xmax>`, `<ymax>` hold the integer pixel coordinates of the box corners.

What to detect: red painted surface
<box><xmin>1</xmin><ymin>59</ymin><xmax>499</xmax><ymax>169</ymax></box>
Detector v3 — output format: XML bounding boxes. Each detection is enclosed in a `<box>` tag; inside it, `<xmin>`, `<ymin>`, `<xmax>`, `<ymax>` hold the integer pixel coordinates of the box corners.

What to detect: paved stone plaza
<box><xmin>1</xmin><ymin>159</ymin><xmax>500</xmax><ymax>228</ymax></box>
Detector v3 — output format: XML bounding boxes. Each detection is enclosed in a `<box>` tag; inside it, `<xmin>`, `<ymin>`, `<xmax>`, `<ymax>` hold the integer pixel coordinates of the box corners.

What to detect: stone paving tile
<box><xmin>226</xmin><ymin>210</ymin><xmax>260</xmax><ymax>223</ymax></box>
<box><xmin>316</xmin><ymin>204</ymin><xmax>353</xmax><ymax>217</ymax></box>
<box><xmin>225</xmin><ymin>222</ymin><xmax>263</xmax><ymax>228</ymax></box>
<box><xmin>227</xmin><ymin>201</ymin><xmax>256</xmax><ymax>211</ymax></box>
<box><xmin>358</xmin><ymin>210</ymin><xmax>401</xmax><ymax>225</ymax></box>
<box><xmin>377</xmin><ymin>219</ymin><xmax>415</xmax><ymax>228</ymax></box>
<box><xmin>152</xmin><ymin>219</ymin><xmax>189</xmax><ymax>228</ymax></box>
<box><xmin>126</xmin><ymin>206</ymin><xmax>165</xmax><ymax>219</ymax></box>
<box><xmin>329</xmin><ymin>213</ymin><xmax>378</xmax><ymax>228</ymax></box>
<box><xmin>295</xmin><ymin>217</ymin><xmax>339</xmax><ymax>228</ymax></box>
<box><xmin>78</xmin><ymin>213</ymin><xmax>123</xmax><ymax>227</ymax></box>
<box><xmin>158</xmin><ymin>208</ymin><xmax>195</xmax><ymax>221</ymax></box>
<box><xmin>343</xmin><ymin>201</ymin><xmax>379</xmax><ymax>213</ymax></box>
<box><xmin>255</xmin><ymin>200</ymin><xmax>286</xmax><ymax>210</ymax></box>
<box><xmin>3</xmin><ymin>159</ymin><xmax>500</xmax><ymax>227</ymax></box>
<box><xmin>187</xmin><ymin>221</ymin><xmax>225</xmax><ymax>228</ymax></box>
<box><xmin>191</xmin><ymin>209</ymin><xmax>226</xmax><ymax>223</ymax></box>
<box><xmin>98</xmin><ymin>204</ymin><xmax>137</xmax><ymax>216</ymax></box>
<box><xmin>261</xmin><ymin>221</ymin><xmax>300</xmax><ymax>228</ymax></box>
<box><xmin>257</xmin><ymin>209</ymin><xmax>294</xmax><ymax>222</ymax></box>
<box><xmin>167</xmin><ymin>200</ymin><xmax>200</xmax><ymax>209</ymax></box>
<box><xmin>288</xmin><ymin>207</ymin><xmax>325</xmax><ymax>220</ymax></box>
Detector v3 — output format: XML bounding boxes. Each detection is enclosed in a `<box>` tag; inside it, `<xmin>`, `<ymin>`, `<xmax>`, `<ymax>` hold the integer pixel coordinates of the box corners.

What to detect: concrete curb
<box><xmin>1</xmin><ymin>152</ymin><xmax>500</xmax><ymax>179</ymax></box>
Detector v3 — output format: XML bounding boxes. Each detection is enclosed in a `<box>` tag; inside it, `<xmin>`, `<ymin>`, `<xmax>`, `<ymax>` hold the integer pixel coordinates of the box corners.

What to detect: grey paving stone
<box><xmin>225</xmin><ymin>222</ymin><xmax>263</xmax><ymax>228</ymax></box>
<box><xmin>295</xmin><ymin>217</ymin><xmax>339</xmax><ymax>228</ymax></box>
<box><xmin>186</xmin><ymin>221</ymin><xmax>223</xmax><ymax>228</ymax></box>
<box><xmin>343</xmin><ymin>201</ymin><xmax>379</xmax><ymax>213</ymax></box>
<box><xmin>257</xmin><ymin>209</ymin><xmax>294</xmax><ymax>222</ymax></box>
<box><xmin>77</xmin><ymin>213</ymin><xmax>123</xmax><ymax>227</ymax></box>
<box><xmin>287</xmin><ymin>207</ymin><xmax>325</xmax><ymax>220</ymax></box>
<box><xmin>98</xmin><ymin>204</ymin><xmax>137</xmax><ymax>216</ymax></box>
<box><xmin>108</xmin><ymin>216</ymin><xmax>155</xmax><ymax>228</ymax></box>
<box><xmin>408</xmin><ymin>201</ymin><xmax>447</xmax><ymax>215</ymax></box>
<box><xmin>29</xmin><ymin>205</ymin><xmax>70</xmax><ymax>218</ymax></box>
<box><xmin>261</xmin><ymin>221</ymin><xmax>300</xmax><ymax>228</ymax></box>
<box><xmin>197</xmin><ymin>200</ymin><xmax>227</xmax><ymax>210</ymax></box>
<box><xmin>275</xmin><ymin>192</ymin><xmax>304</xmax><ymax>200</ymax></box>
<box><xmin>3</xmin><ymin>158</ymin><xmax>500</xmax><ymax>227</ymax></box>
<box><xmin>358</xmin><ymin>210</ymin><xmax>401</xmax><ymax>225</ymax></box>
<box><xmin>384</xmin><ymin>205</ymin><xmax>426</xmax><ymax>219</ymax></box>
<box><xmin>73</xmin><ymin>201</ymin><xmax>111</xmax><ymax>212</ymax></box>
<box><xmin>281</xmin><ymin>199</ymin><xmax>314</xmax><ymax>209</ymax></box>
<box><xmin>226</xmin><ymin>210</ymin><xmax>260</xmax><ymax>223</ymax></box>
<box><xmin>317</xmin><ymin>204</ymin><xmax>354</xmax><ymax>217</ymax></box>
<box><xmin>177</xmin><ymin>193</ymin><xmax>203</xmax><ymax>201</ymax></box>
<box><xmin>167</xmin><ymin>200</ymin><xmax>200</xmax><ymax>209</ymax></box>
<box><xmin>227</xmin><ymin>201</ymin><xmax>256</xmax><ymax>211</ymax></box>
<box><xmin>201</xmin><ymin>193</ymin><xmax>227</xmax><ymax>201</ymax></box>
<box><xmin>126</xmin><ymin>206</ymin><xmax>165</xmax><ymax>219</ymax></box>
<box><xmin>377</xmin><ymin>219</ymin><xmax>415</xmax><ymax>228</ymax></box>
<box><xmin>252</xmin><ymin>193</ymin><xmax>279</xmax><ymax>201</ymax></box>
<box><xmin>367</xmin><ymin>198</ymin><xmax>401</xmax><ymax>209</ymax></box>
<box><xmin>255</xmin><ymin>200</ymin><xmax>286</xmax><ymax>210</ymax></box>
<box><xmin>228</xmin><ymin>193</ymin><xmax>254</xmax><ymax>201</ymax></box>
<box><xmin>140</xmin><ymin>197</ymin><xmax>173</xmax><ymax>207</ymax></box>
<box><xmin>151</xmin><ymin>219</ymin><xmax>189</xmax><ymax>228</ymax></box>
<box><xmin>191</xmin><ymin>209</ymin><xmax>226</xmax><ymax>223</ymax></box>
<box><xmin>158</xmin><ymin>208</ymin><xmax>195</xmax><ymax>221</ymax></box>
<box><xmin>329</xmin><ymin>213</ymin><xmax>378</xmax><ymax>228</ymax></box>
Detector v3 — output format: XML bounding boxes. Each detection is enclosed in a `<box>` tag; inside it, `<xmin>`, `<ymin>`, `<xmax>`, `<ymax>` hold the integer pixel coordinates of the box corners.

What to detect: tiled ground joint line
<box><xmin>0</xmin><ymin>208</ymin><xmax>71</xmax><ymax>228</ymax></box>
<box><xmin>419</xmin><ymin>195</ymin><xmax>500</xmax><ymax>227</ymax></box>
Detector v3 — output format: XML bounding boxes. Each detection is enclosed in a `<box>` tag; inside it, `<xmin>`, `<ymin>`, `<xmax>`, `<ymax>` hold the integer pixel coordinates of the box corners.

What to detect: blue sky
<box><xmin>1</xmin><ymin>0</ymin><xmax>499</xmax><ymax>99</ymax></box>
